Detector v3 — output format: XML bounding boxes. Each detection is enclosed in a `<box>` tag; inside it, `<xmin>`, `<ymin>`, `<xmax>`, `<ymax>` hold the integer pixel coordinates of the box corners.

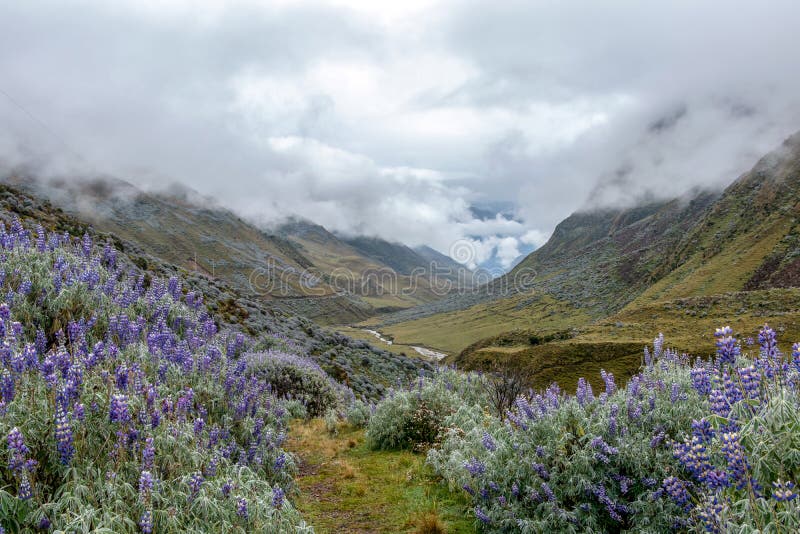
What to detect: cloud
<box><xmin>1</xmin><ymin>0</ymin><xmax>799</xmax><ymax>271</ymax></box>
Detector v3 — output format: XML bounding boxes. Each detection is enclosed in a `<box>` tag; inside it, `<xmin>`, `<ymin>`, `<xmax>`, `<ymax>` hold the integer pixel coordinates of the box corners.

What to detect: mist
<box><xmin>2</xmin><ymin>0</ymin><xmax>799</xmax><ymax>269</ymax></box>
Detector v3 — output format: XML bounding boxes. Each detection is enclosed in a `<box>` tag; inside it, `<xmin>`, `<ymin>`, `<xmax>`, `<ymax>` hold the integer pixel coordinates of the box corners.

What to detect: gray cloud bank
<box><xmin>1</xmin><ymin>0</ymin><xmax>799</xmax><ymax>270</ymax></box>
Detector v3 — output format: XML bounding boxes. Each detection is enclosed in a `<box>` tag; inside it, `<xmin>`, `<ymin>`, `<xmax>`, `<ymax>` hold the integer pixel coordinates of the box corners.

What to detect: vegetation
<box><xmin>287</xmin><ymin>418</ymin><xmax>474</xmax><ymax>533</ymax></box>
<box><xmin>368</xmin><ymin>328</ymin><xmax>800</xmax><ymax>532</ymax></box>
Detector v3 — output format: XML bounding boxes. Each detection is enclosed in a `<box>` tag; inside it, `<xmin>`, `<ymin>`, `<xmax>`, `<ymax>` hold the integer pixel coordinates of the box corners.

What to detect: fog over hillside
<box><xmin>1</xmin><ymin>0</ymin><xmax>799</xmax><ymax>270</ymax></box>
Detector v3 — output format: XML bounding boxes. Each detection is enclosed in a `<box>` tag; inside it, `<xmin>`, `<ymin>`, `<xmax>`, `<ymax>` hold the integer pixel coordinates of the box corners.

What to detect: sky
<box><xmin>1</xmin><ymin>0</ymin><xmax>800</xmax><ymax>270</ymax></box>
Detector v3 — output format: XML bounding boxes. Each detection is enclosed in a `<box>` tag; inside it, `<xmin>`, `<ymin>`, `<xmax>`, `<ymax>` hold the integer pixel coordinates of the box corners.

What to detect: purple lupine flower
<box><xmin>73</xmin><ymin>403</ymin><xmax>85</xmax><ymax>422</ymax></box>
<box><xmin>670</xmin><ymin>383</ymin><xmax>680</xmax><ymax>403</ymax></box>
<box><xmin>274</xmin><ymin>452</ymin><xmax>287</xmax><ymax>472</ymax></box>
<box><xmin>601</xmin><ymin>369</ymin><xmax>616</xmax><ymax>395</ymax></box>
<box><xmin>576</xmin><ymin>377</ymin><xmax>594</xmax><ymax>406</ymax></box>
<box><xmin>608</xmin><ymin>404</ymin><xmax>619</xmax><ymax>436</ymax></box>
<box><xmin>464</xmin><ymin>457</ymin><xmax>487</xmax><ymax>476</ymax></box>
<box><xmin>662</xmin><ymin>476</ymin><xmax>691</xmax><ymax>510</ymax></box>
<box><xmin>272</xmin><ymin>486</ymin><xmax>284</xmax><ymax>509</ymax></box>
<box><xmin>205</xmin><ymin>455</ymin><xmax>219</xmax><ymax>478</ymax></box>
<box><xmin>541</xmin><ymin>482</ymin><xmax>556</xmax><ymax>502</ymax></box>
<box><xmin>238</xmin><ymin>496</ymin><xmax>250</xmax><ymax>517</ymax></box>
<box><xmin>7</xmin><ymin>427</ymin><xmax>30</xmax><ymax>472</ymax></box>
<box><xmin>188</xmin><ymin>472</ymin><xmax>204</xmax><ymax>499</ymax></box>
<box><xmin>709</xmin><ymin>388</ymin><xmax>730</xmax><ymax>418</ymax></box>
<box><xmin>109</xmin><ymin>394</ymin><xmax>131</xmax><ymax>424</ymax></box>
<box><xmin>139</xmin><ymin>470</ymin><xmax>154</xmax><ymax>500</ymax></box>
<box><xmin>0</xmin><ymin>370</ymin><xmax>14</xmax><ymax>403</ymax></box>
<box><xmin>81</xmin><ymin>233</ymin><xmax>92</xmax><ymax>257</ymax></box>
<box><xmin>697</xmin><ymin>496</ymin><xmax>724</xmax><ymax>534</ymax></box>
<box><xmin>37</xmin><ymin>516</ymin><xmax>51</xmax><ymax>530</ymax></box>
<box><xmin>772</xmin><ymin>480</ymin><xmax>797</xmax><ymax>502</ymax></box>
<box><xmin>714</xmin><ymin>326</ymin><xmax>740</xmax><ymax>365</ymax></box>
<box><xmin>792</xmin><ymin>342</ymin><xmax>800</xmax><ymax>372</ymax></box>
<box><xmin>54</xmin><ymin>406</ymin><xmax>75</xmax><ymax>464</ymax></box>
<box><xmin>221</xmin><ymin>480</ymin><xmax>233</xmax><ymax>498</ymax></box>
<box><xmin>193</xmin><ymin>418</ymin><xmax>205</xmax><ymax>437</ymax></box>
<box><xmin>18</xmin><ymin>473</ymin><xmax>32</xmax><ymax>500</ymax></box>
<box><xmin>720</xmin><ymin>432</ymin><xmax>750</xmax><ymax>489</ymax></box>
<box><xmin>139</xmin><ymin>510</ymin><xmax>153</xmax><ymax>534</ymax></box>
<box><xmin>482</xmin><ymin>432</ymin><xmax>497</xmax><ymax>452</ymax></box>
<box><xmin>474</xmin><ymin>507</ymin><xmax>492</xmax><ymax>524</ymax></box>
<box><xmin>691</xmin><ymin>419</ymin><xmax>714</xmax><ymax>444</ymax></box>
<box><xmin>738</xmin><ymin>365</ymin><xmax>761</xmax><ymax>400</ymax></box>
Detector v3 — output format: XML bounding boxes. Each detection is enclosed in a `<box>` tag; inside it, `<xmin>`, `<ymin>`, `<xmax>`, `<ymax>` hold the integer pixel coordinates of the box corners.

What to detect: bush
<box><xmin>246</xmin><ymin>350</ymin><xmax>344</xmax><ymax>417</ymax></box>
<box><xmin>366</xmin><ymin>369</ymin><xmax>488</xmax><ymax>451</ymax></box>
<box><xmin>345</xmin><ymin>398</ymin><xmax>372</xmax><ymax>428</ymax></box>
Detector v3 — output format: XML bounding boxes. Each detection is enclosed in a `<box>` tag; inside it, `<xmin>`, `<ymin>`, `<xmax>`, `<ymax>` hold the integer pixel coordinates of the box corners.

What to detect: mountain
<box><xmin>369</xmin><ymin>131</ymin><xmax>800</xmax><ymax>391</ymax></box>
<box><xmin>2</xmin><ymin>174</ymin><xmax>469</xmax><ymax>324</ymax></box>
<box><xmin>277</xmin><ymin>219</ymin><xmax>471</xmax><ymax>313</ymax></box>
<box><xmin>0</xmin><ymin>180</ymin><xmax>432</xmax><ymax>401</ymax></box>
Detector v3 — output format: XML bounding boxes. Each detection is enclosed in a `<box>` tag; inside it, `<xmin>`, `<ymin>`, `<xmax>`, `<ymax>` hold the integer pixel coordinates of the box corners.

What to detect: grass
<box><xmin>454</xmin><ymin>288</ymin><xmax>800</xmax><ymax>394</ymax></box>
<box><xmin>334</xmin><ymin>326</ymin><xmax>436</xmax><ymax>360</ymax></box>
<box><xmin>286</xmin><ymin>419</ymin><xmax>475</xmax><ymax>534</ymax></box>
<box><xmin>371</xmin><ymin>293</ymin><xmax>590</xmax><ymax>355</ymax></box>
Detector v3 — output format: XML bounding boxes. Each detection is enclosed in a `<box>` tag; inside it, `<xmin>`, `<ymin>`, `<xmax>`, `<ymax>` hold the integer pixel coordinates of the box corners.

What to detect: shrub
<box><xmin>345</xmin><ymin>398</ymin><xmax>372</xmax><ymax>428</ymax></box>
<box><xmin>245</xmin><ymin>350</ymin><xmax>344</xmax><ymax>417</ymax></box>
<box><xmin>366</xmin><ymin>369</ymin><xmax>488</xmax><ymax>451</ymax></box>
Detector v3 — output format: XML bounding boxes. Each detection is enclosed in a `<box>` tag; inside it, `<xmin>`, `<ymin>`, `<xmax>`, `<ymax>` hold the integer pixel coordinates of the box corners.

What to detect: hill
<box><xmin>368</xmin><ymin>132</ymin><xmax>800</xmax><ymax>389</ymax></box>
<box><xmin>278</xmin><ymin>219</ymin><xmax>471</xmax><ymax>315</ymax></box>
<box><xmin>3</xmin><ymin>175</ymin><xmax>467</xmax><ymax>325</ymax></box>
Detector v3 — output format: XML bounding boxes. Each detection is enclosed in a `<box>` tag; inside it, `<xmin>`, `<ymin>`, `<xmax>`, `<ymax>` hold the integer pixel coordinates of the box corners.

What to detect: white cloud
<box><xmin>1</xmin><ymin>0</ymin><xmax>799</xmax><ymax>271</ymax></box>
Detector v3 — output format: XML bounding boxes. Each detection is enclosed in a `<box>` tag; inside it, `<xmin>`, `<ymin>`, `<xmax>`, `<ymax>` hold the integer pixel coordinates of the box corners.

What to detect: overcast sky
<box><xmin>2</xmin><ymin>0</ymin><xmax>799</xmax><ymax>270</ymax></box>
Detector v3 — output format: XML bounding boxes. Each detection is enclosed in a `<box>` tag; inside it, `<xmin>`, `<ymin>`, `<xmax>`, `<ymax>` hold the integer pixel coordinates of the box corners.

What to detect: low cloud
<box><xmin>1</xmin><ymin>0</ymin><xmax>799</xmax><ymax>270</ymax></box>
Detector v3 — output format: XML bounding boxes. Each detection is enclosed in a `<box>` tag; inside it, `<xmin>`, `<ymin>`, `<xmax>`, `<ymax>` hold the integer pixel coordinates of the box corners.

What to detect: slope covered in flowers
<box><xmin>368</xmin><ymin>328</ymin><xmax>800</xmax><ymax>532</ymax></box>
<box><xmin>0</xmin><ymin>219</ymin><xmax>327</xmax><ymax>532</ymax></box>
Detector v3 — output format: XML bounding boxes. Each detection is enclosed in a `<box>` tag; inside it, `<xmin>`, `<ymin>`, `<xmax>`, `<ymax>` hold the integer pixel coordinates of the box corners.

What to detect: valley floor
<box><xmin>286</xmin><ymin>419</ymin><xmax>475</xmax><ymax>534</ymax></box>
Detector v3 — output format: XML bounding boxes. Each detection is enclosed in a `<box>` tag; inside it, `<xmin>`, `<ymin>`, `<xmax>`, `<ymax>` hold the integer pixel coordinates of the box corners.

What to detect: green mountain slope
<box><xmin>373</xmin><ymin>131</ymin><xmax>800</xmax><ymax>389</ymax></box>
<box><xmin>278</xmin><ymin>219</ymin><xmax>471</xmax><ymax>314</ymax></box>
<box><xmin>4</xmin><ymin>176</ymin><xmax>467</xmax><ymax>324</ymax></box>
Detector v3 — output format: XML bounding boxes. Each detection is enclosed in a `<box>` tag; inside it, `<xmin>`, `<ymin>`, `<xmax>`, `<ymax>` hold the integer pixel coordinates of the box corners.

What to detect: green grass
<box><xmin>454</xmin><ymin>288</ymin><xmax>800</xmax><ymax>394</ymax></box>
<box><xmin>334</xmin><ymin>326</ymin><xmax>435</xmax><ymax>360</ymax></box>
<box><xmin>287</xmin><ymin>419</ymin><xmax>475</xmax><ymax>534</ymax></box>
<box><xmin>371</xmin><ymin>293</ymin><xmax>590</xmax><ymax>355</ymax></box>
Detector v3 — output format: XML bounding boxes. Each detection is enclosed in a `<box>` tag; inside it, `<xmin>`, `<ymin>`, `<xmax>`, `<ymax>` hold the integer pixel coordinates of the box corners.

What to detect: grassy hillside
<box><xmin>280</xmin><ymin>219</ymin><xmax>470</xmax><ymax>315</ymax></box>
<box><xmin>376</xmin><ymin>132</ymin><xmax>800</xmax><ymax>392</ymax></box>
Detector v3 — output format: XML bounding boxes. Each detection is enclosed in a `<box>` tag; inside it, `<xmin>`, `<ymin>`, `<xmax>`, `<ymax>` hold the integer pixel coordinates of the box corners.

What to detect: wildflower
<box><xmin>139</xmin><ymin>510</ymin><xmax>153</xmax><ymax>534</ymax></box>
<box><xmin>237</xmin><ymin>496</ymin><xmax>249</xmax><ymax>518</ymax></box>
<box><xmin>464</xmin><ymin>457</ymin><xmax>487</xmax><ymax>477</ymax></box>
<box><xmin>772</xmin><ymin>480</ymin><xmax>797</xmax><ymax>502</ymax></box>
<box><xmin>576</xmin><ymin>377</ymin><xmax>594</xmax><ymax>405</ymax></box>
<box><xmin>188</xmin><ymin>472</ymin><xmax>204</xmax><ymax>499</ymax></box>
<box><xmin>193</xmin><ymin>418</ymin><xmax>205</xmax><ymax>436</ymax></box>
<box><xmin>662</xmin><ymin>476</ymin><xmax>690</xmax><ymax>511</ymax></box>
<box><xmin>272</xmin><ymin>486</ymin><xmax>284</xmax><ymax>509</ymax></box>
<box><xmin>109</xmin><ymin>394</ymin><xmax>130</xmax><ymax>424</ymax></box>
<box><xmin>737</xmin><ymin>365</ymin><xmax>761</xmax><ymax>400</ymax></box>
<box><xmin>18</xmin><ymin>473</ymin><xmax>32</xmax><ymax>500</ymax></box>
<box><xmin>221</xmin><ymin>480</ymin><xmax>233</xmax><ymax>498</ymax></box>
<box><xmin>720</xmin><ymin>432</ymin><xmax>749</xmax><ymax>489</ymax></box>
<box><xmin>697</xmin><ymin>496</ymin><xmax>724</xmax><ymax>534</ymax></box>
<box><xmin>474</xmin><ymin>507</ymin><xmax>492</xmax><ymax>524</ymax></box>
<box><xmin>139</xmin><ymin>470</ymin><xmax>154</xmax><ymax>500</ymax></box>
<box><xmin>273</xmin><ymin>452</ymin><xmax>286</xmax><ymax>472</ymax></box>
<box><xmin>54</xmin><ymin>407</ymin><xmax>75</xmax><ymax>465</ymax></box>
<box><xmin>482</xmin><ymin>432</ymin><xmax>497</xmax><ymax>452</ymax></box>
<box><xmin>601</xmin><ymin>369</ymin><xmax>616</xmax><ymax>395</ymax></box>
<box><xmin>714</xmin><ymin>326</ymin><xmax>740</xmax><ymax>365</ymax></box>
<box><xmin>0</xmin><ymin>370</ymin><xmax>14</xmax><ymax>403</ymax></box>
